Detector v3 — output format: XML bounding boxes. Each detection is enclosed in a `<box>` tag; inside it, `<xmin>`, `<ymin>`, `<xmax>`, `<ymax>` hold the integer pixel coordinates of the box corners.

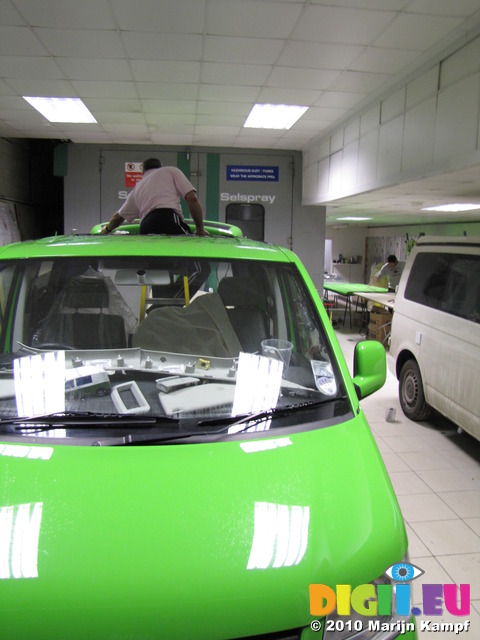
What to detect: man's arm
<box><xmin>184</xmin><ymin>190</ymin><xmax>209</xmax><ymax>236</ymax></box>
<box><xmin>100</xmin><ymin>212</ymin><xmax>125</xmax><ymax>234</ymax></box>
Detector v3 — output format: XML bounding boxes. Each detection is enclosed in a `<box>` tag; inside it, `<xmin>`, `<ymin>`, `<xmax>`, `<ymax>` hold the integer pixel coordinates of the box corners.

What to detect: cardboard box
<box><xmin>368</xmin><ymin>322</ymin><xmax>391</xmax><ymax>342</ymax></box>
<box><xmin>369</xmin><ymin>312</ymin><xmax>391</xmax><ymax>326</ymax></box>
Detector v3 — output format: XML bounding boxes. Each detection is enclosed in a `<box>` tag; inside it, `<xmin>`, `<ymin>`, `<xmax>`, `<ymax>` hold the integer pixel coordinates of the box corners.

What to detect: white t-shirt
<box><xmin>119</xmin><ymin>166</ymin><xmax>195</xmax><ymax>221</ymax></box>
<box><xmin>377</xmin><ymin>260</ymin><xmax>405</xmax><ymax>289</ymax></box>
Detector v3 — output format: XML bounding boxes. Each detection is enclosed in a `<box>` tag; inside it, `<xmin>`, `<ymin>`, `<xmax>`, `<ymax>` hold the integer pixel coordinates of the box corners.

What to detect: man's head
<box><xmin>387</xmin><ymin>254</ymin><xmax>398</xmax><ymax>268</ymax></box>
<box><xmin>142</xmin><ymin>157</ymin><xmax>162</xmax><ymax>173</ymax></box>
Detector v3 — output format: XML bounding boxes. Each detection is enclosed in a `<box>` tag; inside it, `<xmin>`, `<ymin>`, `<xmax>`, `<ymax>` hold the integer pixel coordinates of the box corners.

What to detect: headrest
<box><xmin>217</xmin><ymin>277</ymin><xmax>262</xmax><ymax>308</ymax></box>
<box><xmin>63</xmin><ymin>275</ymin><xmax>109</xmax><ymax>309</ymax></box>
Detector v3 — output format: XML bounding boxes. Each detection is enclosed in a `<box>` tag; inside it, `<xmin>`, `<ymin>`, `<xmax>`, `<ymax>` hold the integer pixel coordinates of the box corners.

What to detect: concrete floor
<box><xmin>334</xmin><ymin>325</ymin><xmax>480</xmax><ymax>639</ymax></box>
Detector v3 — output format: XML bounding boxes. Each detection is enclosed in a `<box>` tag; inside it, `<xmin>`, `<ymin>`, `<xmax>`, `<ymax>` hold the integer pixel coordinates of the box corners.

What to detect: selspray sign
<box><xmin>227</xmin><ymin>165</ymin><xmax>278</xmax><ymax>182</ymax></box>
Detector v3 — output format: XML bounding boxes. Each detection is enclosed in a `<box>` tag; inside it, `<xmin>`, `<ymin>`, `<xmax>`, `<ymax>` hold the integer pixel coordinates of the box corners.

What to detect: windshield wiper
<box><xmin>198</xmin><ymin>397</ymin><xmax>347</xmax><ymax>432</ymax></box>
<box><xmin>113</xmin><ymin>397</ymin><xmax>349</xmax><ymax>445</ymax></box>
<box><xmin>3</xmin><ymin>411</ymin><xmax>179</xmax><ymax>431</ymax></box>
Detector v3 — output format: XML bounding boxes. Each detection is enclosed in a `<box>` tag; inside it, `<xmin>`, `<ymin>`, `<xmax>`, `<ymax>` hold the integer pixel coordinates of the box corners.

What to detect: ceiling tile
<box><xmin>204</xmin><ymin>36</ymin><xmax>285</xmax><ymax>65</ymax></box>
<box><xmin>278</xmin><ymin>41</ymin><xmax>364</xmax><ymax>70</ymax></box>
<box><xmin>196</xmin><ymin>114</ymin><xmax>244</xmax><ymax>127</ymax></box>
<box><xmin>94</xmin><ymin>113</ymin><xmax>146</xmax><ymax>126</ymax></box>
<box><xmin>314</xmin><ymin>91</ymin><xmax>366</xmax><ymax>108</ymax></box>
<box><xmin>141</xmin><ymin>100</ymin><xmax>196</xmax><ymax>114</ymax></box>
<box><xmin>348</xmin><ymin>47</ymin><xmax>420</xmax><ymax>74</ymax></box>
<box><xmin>373</xmin><ymin>13</ymin><xmax>464</xmax><ymax>50</ymax></box>
<box><xmin>257</xmin><ymin>87</ymin><xmax>321</xmax><ymax>105</ymax></box>
<box><xmin>12</xmin><ymin>0</ymin><xmax>116</xmax><ymax>29</ymax></box>
<box><xmin>0</xmin><ymin>55</ymin><xmax>64</xmax><ymax>79</ymax></box>
<box><xmin>206</xmin><ymin>0</ymin><xmax>303</xmax><ymax>38</ymax></box>
<box><xmin>34</xmin><ymin>28</ymin><xmax>125</xmax><ymax>58</ymax></box>
<box><xmin>136</xmin><ymin>83</ymin><xmax>198</xmax><ymax>100</ymax></box>
<box><xmin>130</xmin><ymin>60</ymin><xmax>200</xmax><ymax>83</ymax></box>
<box><xmin>0</xmin><ymin>96</ymin><xmax>32</xmax><ymax>110</ymax></box>
<box><xmin>0</xmin><ymin>2</ymin><xmax>25</xmax><ymax>26</ymax></box>
<box><xmin>197</xmin><ymin>101</ymin><xmax>251</xmax><ymax>116</ymax></box>
<box><xmin>292</xmin><ymin>5</ymin><xmax>396</xmax><ymax>45</ymax></box>
<box><xmin>110</xmin><ymin>0</ymin><xmax>206</xmax><ymax>33</ymax></box>
<box><xmin>197</xmin><ymin>84</ymin><xmax>259</xmax><ymax>102</ymax></box>
<box><xmin>408</xmin><ymin>0</ymin><xmax>480</xmax><ymax>17</ymax></box>
<box><xmin>83</xmin><ymin>98</ymin><xmax>142</xmax><ymax>112</ymax></box>
<box><xmin>201</xmin><ymin>62</ymin><xmax>270</xmax><ymax>86</ymax></box>
<box><xmin>152</xmin><ymin>133</ymin><xmax>197</xmax><ymax>145</ymax></box>
<box><xmin>145</xmin><ymin>113</ymin><xmax>196</xmax><ymax>126</ymax></box>
<box><xmin>0</xmin><ymin>26</ymin><xmax>47</xmax><ymax>55</ymax></box>
<box><xmin>328</xmin><ymin>69</ymin><xmax>390</xmax><ymax>93</ymax></box>
<box><xmin>71</xmin><ymin>81</ymin><xmax>138</xmax><ymax>99</ymax></box>
<box><xmin>56</xmin><ymin>58</ymin><xmax>132</xmax><ymax>81</ymax></box>
<box><xmin>121</xmin><ymin>32</ymin><xmax>203</xmax><ymax>61</ymax></box>
<box><xmin>5</xmin><ymin>78</ymin><xmax>77</xmax><ymax>97</ymax></box>
<box><xmin>267</xmin><ymin>67</ymin><xmax>341</xmax><ymax>91</ymax></box>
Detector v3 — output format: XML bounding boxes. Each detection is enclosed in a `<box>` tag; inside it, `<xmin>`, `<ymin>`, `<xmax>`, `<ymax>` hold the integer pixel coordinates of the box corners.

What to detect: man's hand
<box><xmin>185</xmin><ymin>191</ymin><xmax>209</xmax><ymax>236</ymax></box>
<box><xmin>99</xmin><ymin>213</ymin><xmax>124</xmax><ymax>235</ymax></box>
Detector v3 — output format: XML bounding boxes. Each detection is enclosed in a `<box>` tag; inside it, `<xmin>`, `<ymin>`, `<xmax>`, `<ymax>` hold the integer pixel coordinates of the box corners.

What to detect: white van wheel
<box><xmin>399</xmin><ymin>359</ymin><xmax>432</xmax><ymax>421</ymax></box>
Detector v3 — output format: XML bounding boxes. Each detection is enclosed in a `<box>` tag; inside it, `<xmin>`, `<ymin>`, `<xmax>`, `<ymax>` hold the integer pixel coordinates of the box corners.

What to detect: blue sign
<box><xmin>227</xmin><ymin>165</ymin><xmax>279</xmax><ymax>182</ymax></box>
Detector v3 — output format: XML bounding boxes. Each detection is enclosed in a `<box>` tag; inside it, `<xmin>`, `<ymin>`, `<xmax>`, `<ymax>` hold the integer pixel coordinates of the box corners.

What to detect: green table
<box><xmin>323</xmin><ymin>282</ymin><xmax>388</xmax><ymax>328</ymax></box>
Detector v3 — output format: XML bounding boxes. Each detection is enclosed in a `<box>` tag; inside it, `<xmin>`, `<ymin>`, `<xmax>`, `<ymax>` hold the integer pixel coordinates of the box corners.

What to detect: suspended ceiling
<box><xmin>1</xmin><ymin>0</ymin><xmax>480</xmax><ymax>226</ymax></box>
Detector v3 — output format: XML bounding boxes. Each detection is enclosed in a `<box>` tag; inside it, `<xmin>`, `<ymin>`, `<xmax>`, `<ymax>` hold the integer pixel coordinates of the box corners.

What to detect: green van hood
<box><xmin>0</xmin><ymin>417</ymin><xmax>406</xmax><ymax>640</ymax></box>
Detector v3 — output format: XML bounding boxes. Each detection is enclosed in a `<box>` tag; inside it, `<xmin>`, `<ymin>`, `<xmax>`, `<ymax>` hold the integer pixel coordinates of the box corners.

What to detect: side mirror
<box><xmin>352</xmin><ymin>340</ymin><xmax>386</xmax><ymax>399</ymax></box>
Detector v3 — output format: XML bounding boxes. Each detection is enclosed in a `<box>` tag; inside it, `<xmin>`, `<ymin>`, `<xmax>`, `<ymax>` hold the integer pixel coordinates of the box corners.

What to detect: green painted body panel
<box><xmin>0</xmin><ymin>417</ymin><xmax>406</xmax><ymax>640</ymax></box>
<box><xmin>0</xmin><ymin>232</ymin><xmax>415</xmax><ymax>639</ymax></box>
<box><xmin>0</xmin><ymin>233</ymin><xmax>281</xmax><ymax>263</ymax></box>
<box><xmin>89</xmin><ymin>219</ymin><xmax>244</xmax><ymax>237</ymax></box>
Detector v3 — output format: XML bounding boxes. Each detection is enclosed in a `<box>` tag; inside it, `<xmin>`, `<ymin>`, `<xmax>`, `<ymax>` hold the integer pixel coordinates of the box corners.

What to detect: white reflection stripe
<box><xmin>232</xmin><ymin>353</ymin><xmax>282</xmax><ymax>416</ymax></box>
<box><xmin>272</xmin><ymin>504</ymin><xmax>290</xmax><ymax>568</ymax></box>
<box><xmin>0</xmin><ymin>506</ymin><xmax>14</xmax><ymax>579</ymax></box>
<box><xmin>247</xmin><ymin>502</ymin><xmax>277</xmax><ymax>570</ymax></box>
<box><xmin>286</xmin><ymin>504</ymin><xmax>310</xmax><ymax>567</ymax></box>
<box><xmin>240</xmin><ymin>437</ymin><xmax>292</xmax><ymax>453</ymax></box>
<box><xmin>247</xmin><ymin>501</ymin><xmax>310</xmax><ymax>570</ymax></box>
<box><xmin>0</xmin><ymin>444</ymin><xmax>53</xmax><ymax>460</ymax></box>
<box><xmin>0</xmin><ymin>503</ymin><xmax>43</xmax><ymax>580</ymax></box>
<box><xmin>14</xmin><ymin>351</ymin><xmax>65</xmax><ymax>417</ymax></box>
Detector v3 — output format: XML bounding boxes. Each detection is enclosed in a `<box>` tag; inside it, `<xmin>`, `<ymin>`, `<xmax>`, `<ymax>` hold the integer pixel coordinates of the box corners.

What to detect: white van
<box><xmin>389</xmin><ymin>236</ymin><xmax>480</xmax><ymax>441</ymax></box>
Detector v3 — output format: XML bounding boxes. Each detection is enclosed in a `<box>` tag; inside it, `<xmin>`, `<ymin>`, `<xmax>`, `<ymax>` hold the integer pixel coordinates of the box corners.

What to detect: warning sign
<box><xmin>125</xmin><ymin>162</ymin><xmax>143</xmax><ymax>188</ymax></box>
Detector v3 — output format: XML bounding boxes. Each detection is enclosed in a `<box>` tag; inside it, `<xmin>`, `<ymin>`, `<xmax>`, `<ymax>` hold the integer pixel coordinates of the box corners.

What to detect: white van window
<box><xmin>405</xmin><ymin>252</ymin><xmax>480</xmax><ymax>323</ymax></box>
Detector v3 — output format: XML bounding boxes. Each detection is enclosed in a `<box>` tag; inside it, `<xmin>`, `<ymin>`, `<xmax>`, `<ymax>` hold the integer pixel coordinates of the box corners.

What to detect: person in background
<box><xmin>376</xmin><ymin>254</ymin><xmax>405</xmax><ymax>292</ymax></box>
<box><xmin>101</xmin><ymin>157</ymin><xmax>209</xmax><ymax>236</ymax></box>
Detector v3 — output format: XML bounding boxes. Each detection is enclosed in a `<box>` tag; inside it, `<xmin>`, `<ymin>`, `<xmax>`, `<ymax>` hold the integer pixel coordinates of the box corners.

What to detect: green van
<box><xmin>0</xmin><ymin>227</ymin><xmax>416</xmax><ymax>639</ymax></box>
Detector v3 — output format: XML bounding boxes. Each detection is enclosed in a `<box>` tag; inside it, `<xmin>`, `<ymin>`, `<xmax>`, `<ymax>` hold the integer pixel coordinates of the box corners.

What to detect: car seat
<box><xmin>217</xmin><ymin>276</ymin><xmax>270</xmax><ymax>353</ymax></box>
<box><xmin>33</xmin><ymin>273</ymin><xmax>127</xmax><ymax>350</ymax></box>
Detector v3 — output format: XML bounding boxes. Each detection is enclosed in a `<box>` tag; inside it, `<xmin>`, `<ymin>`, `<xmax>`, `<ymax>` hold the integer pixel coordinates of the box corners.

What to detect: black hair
<box><xmin>142</xmin><ymin>157</ymin><xmax>162</xmax><ymax>172</ymax></box>
<box><xmin>387</xmin><ymin>255</ymin><xmax>397</xmax><ymax>263</ymax></box>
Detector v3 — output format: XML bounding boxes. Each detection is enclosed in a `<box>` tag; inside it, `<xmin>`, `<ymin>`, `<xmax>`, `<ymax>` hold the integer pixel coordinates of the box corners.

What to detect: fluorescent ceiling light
<box><xmin>23</xmin><ymin>97</ymin><xmax>96</xmax><ymax>123</ymax></box>
<box><xmin>422</xmin><ymin>203</ymin><xmax>480</xmax><ymax>212</ymax></box>
<box><xmin>336</xmin><ymin>216</ymin><xmax>372</xmax><ymax>221</ymax></box>
<box><xmin>244</xmin><ymin>104</ymin><xmax>308</xmax><ymax>130</ymax></box>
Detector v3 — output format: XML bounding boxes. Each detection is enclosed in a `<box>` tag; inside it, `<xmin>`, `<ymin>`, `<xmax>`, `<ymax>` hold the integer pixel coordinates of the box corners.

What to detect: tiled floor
<box><xmin>334</xmin><ymin>326</ymin><xmax>480</xmax><ymax>639</ymax></box>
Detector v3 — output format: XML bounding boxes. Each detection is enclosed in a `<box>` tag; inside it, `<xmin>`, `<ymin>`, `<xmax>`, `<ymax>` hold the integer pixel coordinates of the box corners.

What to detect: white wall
<box><xmin>303</xmin><ymin>34</ymin><xmax>480</xmax><ymax>207</ymax></box>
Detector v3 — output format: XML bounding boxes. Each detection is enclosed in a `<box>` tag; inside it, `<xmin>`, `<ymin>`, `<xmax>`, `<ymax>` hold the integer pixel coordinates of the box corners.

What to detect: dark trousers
<box><xmin>139</xmin><ymin>209</ymin><xmax>192</xmax><ymax>235</ymax></box>
<box><xmin>141</xmin><ymin>209</ymin><xmax>210</xmax><ymax>300</ymax></box>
